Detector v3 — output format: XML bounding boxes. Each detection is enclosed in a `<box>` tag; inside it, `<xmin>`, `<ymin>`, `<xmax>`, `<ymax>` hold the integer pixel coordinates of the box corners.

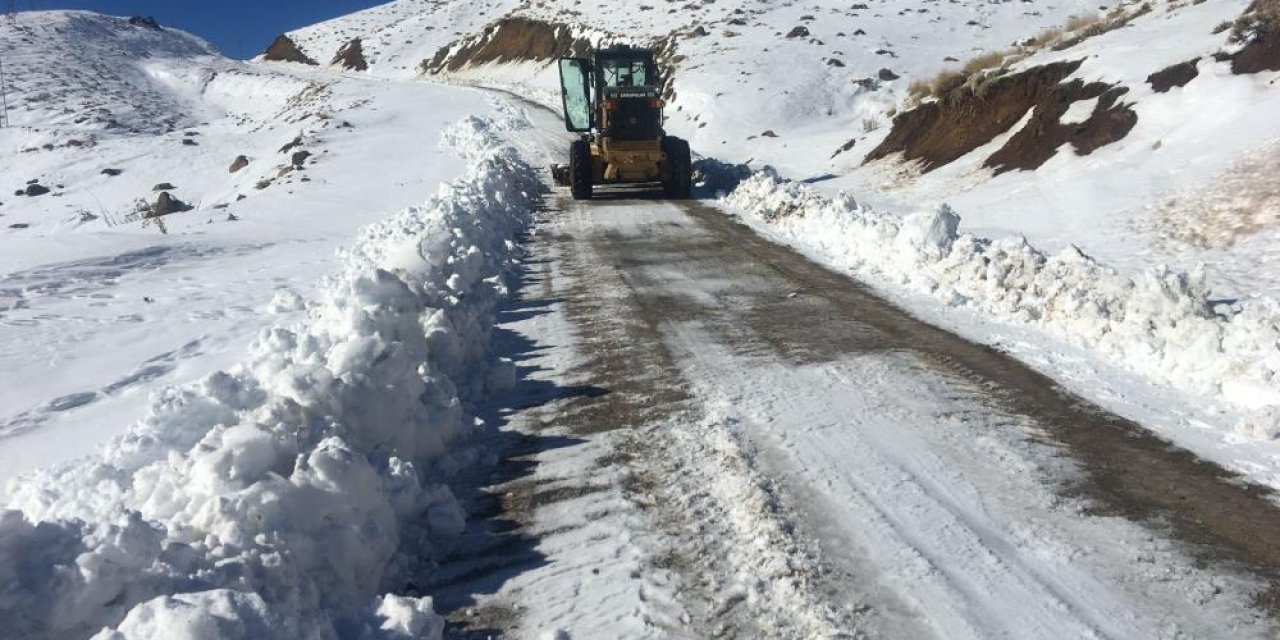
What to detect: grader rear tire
<box><xmin>662</xmin><ymin>137</ymin><xmax>692</xmax><ymax>199</ymax></box>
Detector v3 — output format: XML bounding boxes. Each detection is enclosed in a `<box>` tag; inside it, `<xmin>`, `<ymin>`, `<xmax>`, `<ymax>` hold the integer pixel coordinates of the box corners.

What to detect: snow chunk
<box><xmin>264</xmin><ymin>289</ymin><xmax>306</xmax><ymax>314</ymax></box>
<box><xmin>371</xmin><ymin>594</ymin><xmax>446</xmax><ymax>639</ymax></box>
<box><xmin>1237</xmin><ymin>407</ymin><xmax>1280</xmax><ymax>441</ymax></box>
<box><xmin>90</xmin><ymin>591</ymin><xmax>278</xmax><ymax>640</ymax></box>
<box><xmin>896</xmin><ymin>204</ymin><xmax>960</xmax><ymax>261</ymax></box>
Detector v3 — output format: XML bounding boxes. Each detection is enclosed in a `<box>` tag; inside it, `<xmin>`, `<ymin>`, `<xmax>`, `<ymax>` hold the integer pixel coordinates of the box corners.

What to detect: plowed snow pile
<box><xmin>723</xmin><ymin>170</ymin><xmax>1280</xmax><ymax>437</ymax></box>
<box><xmin>0</xmin><ymin>117</ymin><xmax>539</xmax><ymax>640</ymax></box>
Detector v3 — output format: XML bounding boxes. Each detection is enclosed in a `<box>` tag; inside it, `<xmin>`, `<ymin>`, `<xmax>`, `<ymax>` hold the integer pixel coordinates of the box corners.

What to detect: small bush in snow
<box><xmin>1229</xmin><ymin>0</ymin><xmax>1280</xmax><ymax>44</ymax></box>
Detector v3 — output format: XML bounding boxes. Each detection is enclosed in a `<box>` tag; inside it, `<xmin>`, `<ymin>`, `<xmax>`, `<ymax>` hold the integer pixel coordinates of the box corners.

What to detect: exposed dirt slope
<box><xmin>421</xmin><ymin>17</ymin><xmax>593</xmax><ymax>74</ymax></box>
<box><xmin>984</xmin><ymin>80</ymin><xmax>1136</xmax><ymax>174</ymax></box>
<box><xmin>864</xmin><ymin>61</ymin><xmax>1081</xmax><ymax>171</ymax></box>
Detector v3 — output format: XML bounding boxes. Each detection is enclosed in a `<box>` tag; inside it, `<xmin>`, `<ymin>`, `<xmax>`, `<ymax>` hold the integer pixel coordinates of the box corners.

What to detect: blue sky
<box><xmin>23</xmin><ymin>1</ymin><xmax>389</xmax><ymax>58</ymax></box>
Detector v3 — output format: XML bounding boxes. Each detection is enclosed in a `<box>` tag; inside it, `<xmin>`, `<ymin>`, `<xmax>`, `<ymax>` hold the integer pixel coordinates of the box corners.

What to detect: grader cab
<box><xmin>556</xmin><ymin>45</ymin><xmax>692</xmax><ymax>200</ymax></box>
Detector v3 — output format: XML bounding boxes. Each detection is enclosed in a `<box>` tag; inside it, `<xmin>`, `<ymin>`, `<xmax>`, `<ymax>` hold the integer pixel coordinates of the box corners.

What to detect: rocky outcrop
<box><xmin>865</xmin><ymin>60</ymin><xmax>1138</xmax><ymax>174</ymax></box>
<box><xmin>261</xmin><ymin>35</ymin><xmax>318</xmax><ymax>66</ymax></box>
<box><xmin>152</xmin><ymin>192</ymin><xmax>192</xmax><ymax>216</ymax></box>
<box><xmin>983</xmin><ymin>82</ymin><xmax>1137</xmax><ymax>174</ymax></box>
<box><xmin>1147</xmin><ymin>59</ymin><xmax>1200</xmax><ymax>92</ymax></box>
<box><xmin>866</xmin><ymin>61</ymin><xmax>1084</xmax><ymax>171</ymax></box>
<box><xmin>332</xmin><ymin>38</ymin><xmax>369</xmax><ymax>71</ymax></box>
<box><xmin>127</xmin><ymin>16</ymin><xmax>161</xmax><ymax>29</ymax></box>
<box><xmin>1231</xmin><ymin>23</ymin><xmax>1280</xmax><ymax>74</ymax></box>
<box><xmin>421</xmin><ymin>17</ymin><xmax>594</xmax><ymax>74</ymax></box>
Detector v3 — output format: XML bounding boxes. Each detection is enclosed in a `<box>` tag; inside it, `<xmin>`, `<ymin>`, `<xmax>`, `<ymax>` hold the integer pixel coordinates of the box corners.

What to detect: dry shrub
<box><xmin>1028</xmin><ymin>26</ymin><xmax>1064</xmax><ymax>48</ymax></box>
<box><xmin>932</xmin><ymin>69</ymin><xmax>969</xmax><ymax>96</ymax></box>
<box><xmin>1065</xmin><ymin>13</ymin><xmax>1103</xmax><ymax>32</ymax></box>
<box><xmin>906</xmin><ymin>52</ymin><xmax>1013</xmax><ymax>105</ymax></box>
<box><xmin>1230</xmin><ymin>0</ymin><xmax>1280</xmax><ymax>43</ymax></box>
<box><xmin>906</xmin><ymin>78</ymin><xmax>932</xmax><ymax>104</ymax></box>
<box><xmin>962</xmin><ymin>50</ymin><xmax>1006</xmax><ymax>75</ymax></box>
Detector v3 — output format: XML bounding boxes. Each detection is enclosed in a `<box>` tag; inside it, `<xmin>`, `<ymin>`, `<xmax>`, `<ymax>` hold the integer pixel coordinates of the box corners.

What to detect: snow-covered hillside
<box><xmin>0</xmin><ymin>11</ymin><xmax>501</xmax><ymax>485</ymax></box>
<box><xmin>270</xmin><ymin>0</ymin><xmax>1280</xmax><ymax>463</ymax></box>
<box><xmin>0</xmin><ymin>11</ymin><xmax>221</xmax><ymax>133</ymax></box>
<box><xmin>3</xmin><ymin>2</ymin><xmax>1280</xmax><ymax>639</ymax></box>
<box><xmin>1</xmin><ymin>9</ymin><xmax>550</xmax><ymax>639</ymax></box>
<box><xmin>279</xmin><ymin>0</ymin><xmax>1280</xmax><ymax>296</ymax></box>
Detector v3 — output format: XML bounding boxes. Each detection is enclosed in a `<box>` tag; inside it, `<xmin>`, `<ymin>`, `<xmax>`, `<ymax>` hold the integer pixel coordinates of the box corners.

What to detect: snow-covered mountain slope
<box><xmin>0</xmin><ymin>11</ymin><xmax>498</xmax><ymax>486</ymax></box>
<box><xmin>267</xmin><ymin>0</ymin><xmax>1280</xmax><ymax>432</ymax></box>
<box><xmin>1</xmin><ymin>2</ymin><xmax>1280</xmax><ymax>639</ymax></box>
<box><xmin>1</xmin><ymin>9</ymin><xmax>553</xmax><ymax>640</ymax></box>
<box><xmin>275</xmin><ymin>0</ymin><xmax>1280</xmax><ymax>293</ymax></box>
<box><xmin>0</xmin><ymin>11</ymin><xmax>222</xmax><ymax>133</ymax></box>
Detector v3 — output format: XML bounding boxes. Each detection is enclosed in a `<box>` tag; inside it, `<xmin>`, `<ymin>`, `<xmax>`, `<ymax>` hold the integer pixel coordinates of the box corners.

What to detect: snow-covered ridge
<box><xmin>0</xmin><ymin>11</ymin><xmax>224</xmax><ymax>132</ymax></box>
<box><xmin>722</xmin><ymin>170</ymin><xmax>1280</xmax><ymax>436</ymax></box>
<box><xmin>0</xmin><ymin>113</ymin><xmax>541</xmax><ymax>640</ymax></box>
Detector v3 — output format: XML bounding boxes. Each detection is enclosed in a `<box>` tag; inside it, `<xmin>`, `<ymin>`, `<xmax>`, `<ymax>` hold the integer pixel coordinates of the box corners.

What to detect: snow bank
<box><xmin>724</xmin><ymin>170</ymin><xmax>1280</xmax><ymax>433</ymax></box>
<box><xmin>1</xmin><ymin>115</ymin><xmax>540</xmax><ymax>640</ymax></box>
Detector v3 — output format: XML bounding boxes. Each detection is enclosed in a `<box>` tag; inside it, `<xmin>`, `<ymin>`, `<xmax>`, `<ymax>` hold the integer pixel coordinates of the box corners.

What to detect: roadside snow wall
<box><xmin>0</xmin><ymin>115</ymin><xmax>540</xmax><ymax>640</ymax></box>
<box><xmin>723</xmin><ymin>170</ymin><xmax>1280</xmax><ymax>434</ymax></box>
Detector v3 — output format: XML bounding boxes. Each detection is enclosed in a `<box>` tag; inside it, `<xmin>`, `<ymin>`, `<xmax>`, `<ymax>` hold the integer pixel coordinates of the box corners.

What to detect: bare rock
<box><xmin>152</xmin><ymin>182</ymin><xmax>176</xmax><ymax>191</ymax></box>
<box><xmin>786</xmin><ymin>26</ymin><xmax>810</xmax><ymax>38</ymax></box>
<box><xmin>332</xmin><ymin>38</ymin><xmax>369</xmax><ymax>71</ymax></box>
<box><xmin>25</xmin><ymin>184</ymin><xmax>50</xmax><ymax>197</ymax></box>
<box><xmin>262</xmin><ymin>35</ymin><xmax>318</xmax><ymax>65</ymax></box>
<box><xmin>279</xmin><ymin>136</ymin><xmax>303</xmax><ymax>154</ymax></box>
<box><xmin>290</xmin><ymin>150</ymin><xmax>312</xmax><ymax>168</ymax></box>
<box><xmin>229</xmin><ymin>155</ymin><xmax>250</xmax><ymax>173</ymax></box>
<box><xmin>101</xmin><ymin>168</ymin><xmax>122</xmax><ymax>176</ymax></box>
<box><xmin>1147</xmin><ymin>58</ymin><xmax>1199</xmax><ymax>93</ymax></box>
<box><xmin>153</xmin><ymin>192</ymin><xmax>192</xmax><ymax>216</ymax></box>
<box><xmin>878</xmin><ymin>68</ymin><xmax>900</xmax><ymax>81</ymax></box>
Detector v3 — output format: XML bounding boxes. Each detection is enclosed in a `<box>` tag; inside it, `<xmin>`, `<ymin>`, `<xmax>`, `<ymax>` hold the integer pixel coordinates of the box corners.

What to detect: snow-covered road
<box><xmin>439</xmin><ymin>99</ymin><xmax>1280</xmax><ymax>637</ymax></box>
<box><xmin>5</xmin><ymin>6</ymin><xmax>1280</xmax><ymax>637</ymax></box>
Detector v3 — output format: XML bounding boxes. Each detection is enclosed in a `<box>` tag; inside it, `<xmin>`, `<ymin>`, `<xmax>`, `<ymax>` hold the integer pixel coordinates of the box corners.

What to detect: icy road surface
<box><xmin>435</xmin><ymin>180</ymin><xmax>1280</xmax><ymax>638</ymax></box>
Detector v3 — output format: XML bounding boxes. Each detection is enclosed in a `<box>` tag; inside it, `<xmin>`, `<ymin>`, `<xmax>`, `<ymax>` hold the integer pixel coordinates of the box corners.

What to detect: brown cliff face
<box><xmin>421</xmin><ymin>17</ymin><xmax>594</xmax><ymax>74</ymax></box>
<box><xmin>865</xmin><ymin>60</ymin><xmax>1137</xmax><ymax>174</ymax></box>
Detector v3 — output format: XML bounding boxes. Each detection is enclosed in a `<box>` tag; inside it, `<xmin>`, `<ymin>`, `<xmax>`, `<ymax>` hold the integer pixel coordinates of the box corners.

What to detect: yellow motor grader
<box><xmin>554</xmin><ymin>45</ymin><xmax>692</xmax><ymax>200</ymax></box>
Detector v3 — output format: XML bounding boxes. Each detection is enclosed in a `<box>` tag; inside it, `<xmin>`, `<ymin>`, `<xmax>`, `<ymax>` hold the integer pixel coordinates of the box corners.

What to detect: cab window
<box><xmin>599</xmin><ymin>60</ymin><xmax>650</xmax><ymax>88</ymax></box>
